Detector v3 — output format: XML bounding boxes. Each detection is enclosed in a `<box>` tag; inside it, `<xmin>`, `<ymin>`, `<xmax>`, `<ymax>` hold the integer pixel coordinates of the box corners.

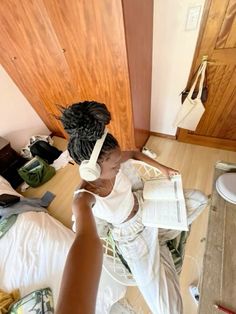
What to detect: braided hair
<box><xmin>60</xmin><ymin>101</ymin><xmax>119</xmax><ymax>164</ymax></box>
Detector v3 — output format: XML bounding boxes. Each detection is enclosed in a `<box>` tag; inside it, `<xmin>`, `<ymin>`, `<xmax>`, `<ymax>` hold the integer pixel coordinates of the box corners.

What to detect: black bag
<box><xmin>181</xmin><ymin>86</ymin><xmax>208</xmax><ymax>103</ymax></box>
<box><xmin>181</xmin><ymin>63</ymin><xmax>208</xmax><ymax>103</ymax></box>
<box><xmin>30</xmin><ymin>141</ymin><xmax>62</xmax><ymax>164</ymax></box>
<box><xmin>0</xmin><ymin>194</ymin><xmax>20</xmax><ymax>208</ymax></box>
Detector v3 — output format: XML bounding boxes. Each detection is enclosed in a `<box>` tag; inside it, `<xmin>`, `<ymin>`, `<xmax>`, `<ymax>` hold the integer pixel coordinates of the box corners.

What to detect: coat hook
<box><xmin>202</xmin><ymin>55</ymin><xmax>216</xmax><ymax>65</ymax></box>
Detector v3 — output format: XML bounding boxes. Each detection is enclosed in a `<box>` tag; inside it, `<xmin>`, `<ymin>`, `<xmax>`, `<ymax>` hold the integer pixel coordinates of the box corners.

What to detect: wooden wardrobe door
<box><xmin>178</xmin><ymin>0</ymin><xmax>236</xmax><ymax>151</ymax></box>
<box><xmin>0</xmin><ymin>0</ymin><xmax>153</xmax><ymax>149</ymax></box>
<box><xmin>0</xmin><ymin>0</ymin><xmax>77</xmax><ymax>137</ymax></box>
<box><xmin>39</xmin><ymin>0</ymin><xmax>136</xmax><ymax>149</ymax></box>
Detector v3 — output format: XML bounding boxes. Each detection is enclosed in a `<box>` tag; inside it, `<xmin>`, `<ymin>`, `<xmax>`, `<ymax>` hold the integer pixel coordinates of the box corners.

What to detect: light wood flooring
<box><xmin>21</xmin><ymin>135</ymin><xmax>236</xmax><ymax>314</ymax></box>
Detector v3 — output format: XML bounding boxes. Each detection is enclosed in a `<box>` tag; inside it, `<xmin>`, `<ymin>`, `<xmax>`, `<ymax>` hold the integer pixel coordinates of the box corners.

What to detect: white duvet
<box><xmin>0</xmin><ymin>177</ymin><xmax>126</xmax><ymax>313</ymax></box>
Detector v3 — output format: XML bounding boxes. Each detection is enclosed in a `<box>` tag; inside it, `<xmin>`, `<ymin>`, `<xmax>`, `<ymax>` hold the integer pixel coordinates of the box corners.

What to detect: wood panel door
<box><xmin>178</xmin><ymin>0</ymin><xmax>236</xmax><ymax>151</ymax></box>
<box><xmin>0</xmin><ymin>0</ymin><xmax>77</xmax><ymax>137</ymax></box>
<box><xmin>41</xmin><ymin>0</ymin><xmax>135</xmax><ymax>149</ymax></box>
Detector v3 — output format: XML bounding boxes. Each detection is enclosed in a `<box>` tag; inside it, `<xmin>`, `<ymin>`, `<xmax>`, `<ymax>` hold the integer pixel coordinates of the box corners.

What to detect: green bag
<box><xmin>18</xmin><ymin>156</ymin><xmax>55</xmax><ymax>187</ymax></box>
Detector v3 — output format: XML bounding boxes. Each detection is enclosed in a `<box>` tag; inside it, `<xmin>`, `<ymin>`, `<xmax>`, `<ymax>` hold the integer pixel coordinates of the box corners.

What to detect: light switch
<box><xmin>185</xmin><ymin>5</ymin><xmax>202</xmax><ymax>31</ymax></box>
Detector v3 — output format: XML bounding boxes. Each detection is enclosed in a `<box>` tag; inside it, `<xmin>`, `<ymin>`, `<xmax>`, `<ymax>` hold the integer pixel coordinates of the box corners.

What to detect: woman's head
<box><xmin>60</xmin><ymin>101</ymin><xmax>121</xmax><ymax>179</ymax></box>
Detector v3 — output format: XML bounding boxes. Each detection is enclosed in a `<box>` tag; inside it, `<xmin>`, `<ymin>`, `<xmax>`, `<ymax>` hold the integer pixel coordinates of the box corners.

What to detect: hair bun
<box><xmin>60</xmin><ymin>101</ymin><xmax>111</xmax><ymax>140</ymax></box>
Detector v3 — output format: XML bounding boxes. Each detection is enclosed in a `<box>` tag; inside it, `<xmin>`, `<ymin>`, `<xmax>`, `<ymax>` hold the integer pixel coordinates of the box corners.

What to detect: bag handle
<box><xmin>187</xmin><ymin>61</ymin><xmax>207</xmax><ymax>99</ymax></box>
<box><xmin>180</xmin><ymin>62</ymin><xmax>207</xmax><ymax>96</ymax></box>
<box><xmin>197</xmin><ymin>61</ymin><xmax>207</xmax><ymax>99</ymax></box>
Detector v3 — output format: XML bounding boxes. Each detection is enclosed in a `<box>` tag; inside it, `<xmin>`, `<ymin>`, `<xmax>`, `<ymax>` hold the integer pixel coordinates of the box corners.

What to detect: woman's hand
<box><xmin>72</xmin><ymin>192</ymin><xmax>95</xmax><ymax>217</ymax></box>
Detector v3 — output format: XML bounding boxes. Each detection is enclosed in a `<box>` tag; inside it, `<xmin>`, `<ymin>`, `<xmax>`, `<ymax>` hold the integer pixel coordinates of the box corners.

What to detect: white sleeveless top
<box><xmin>74</xmin><ymin>169</ymin><xmax>134</xmax><ymax>225</ymax></box>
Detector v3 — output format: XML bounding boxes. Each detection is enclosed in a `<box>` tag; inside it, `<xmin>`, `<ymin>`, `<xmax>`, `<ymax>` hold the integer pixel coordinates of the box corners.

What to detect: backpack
<box><xmin>30</xmin><ymin>140</ymin><xmax>62</xmax><ymax>164</ymax></box>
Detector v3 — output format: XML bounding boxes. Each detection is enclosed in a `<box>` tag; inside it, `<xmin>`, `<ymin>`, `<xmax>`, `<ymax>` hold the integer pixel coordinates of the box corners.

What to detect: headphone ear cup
<box><xmin>79</xmin><ymin>160</ymin><xmax>101</xmax><ymax>181</ymax></box>
<box><xmin>78</xmin><ymin>129</ymin><xmax>107</xmax><ymax>181</ymax></box>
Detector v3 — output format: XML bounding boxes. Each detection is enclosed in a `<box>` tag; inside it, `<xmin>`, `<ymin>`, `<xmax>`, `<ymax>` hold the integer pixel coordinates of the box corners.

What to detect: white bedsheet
<box><xmin>0</xmin><ymin>211</ymin><xmax>126</xmax><ymax>313</ymax></box>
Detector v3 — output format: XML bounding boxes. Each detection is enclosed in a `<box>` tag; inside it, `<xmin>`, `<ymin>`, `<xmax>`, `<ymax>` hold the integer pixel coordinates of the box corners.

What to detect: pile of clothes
<box><xmin>0</xmin><ymin>188</ymin><xmax>55</xmax><ymax>239</ymax></box>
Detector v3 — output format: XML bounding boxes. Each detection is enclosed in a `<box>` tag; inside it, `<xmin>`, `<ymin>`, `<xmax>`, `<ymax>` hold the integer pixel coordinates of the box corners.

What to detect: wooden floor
<box><xmin>142</xmin><ymin>136</ymin><xmax>236</xmax><ymax>314</ymax></box>
<box><xmin>21</xmin><ymin>135</ymin><xmax>236</xmax><ymax>314</ymax></box>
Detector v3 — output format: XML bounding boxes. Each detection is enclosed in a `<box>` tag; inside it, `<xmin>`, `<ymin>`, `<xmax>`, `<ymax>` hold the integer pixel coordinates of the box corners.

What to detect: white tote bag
<box><xmin>174</xmin><ymin>61</ymin><xmax>207</xmax><ymax>131</ymax></box>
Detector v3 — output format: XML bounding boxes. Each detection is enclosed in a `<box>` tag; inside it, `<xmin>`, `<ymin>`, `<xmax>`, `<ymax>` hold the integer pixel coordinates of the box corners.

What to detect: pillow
<box><xmin>0</xmin><ymin>176</ymin><xmax>22</xmax><ymax>198</ymax></box>
<box><xmin>8</xmin><ymin>287</ymin><xmax>54</xmax><ymax>314</ymax></box>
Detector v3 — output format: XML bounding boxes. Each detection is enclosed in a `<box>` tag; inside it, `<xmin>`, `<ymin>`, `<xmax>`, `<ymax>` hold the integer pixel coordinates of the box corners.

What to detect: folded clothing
<box><xmin>0</xmin><ymin>192</ymin><xmax>55</xmax><ymax>219</ymax></box>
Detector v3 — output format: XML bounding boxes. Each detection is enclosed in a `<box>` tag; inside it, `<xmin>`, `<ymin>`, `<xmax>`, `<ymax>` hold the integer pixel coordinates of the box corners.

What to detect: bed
<box><xmin>0</xmin><ymin>176</ymin><xmax>126</xmax><ymax>313</ymax></box>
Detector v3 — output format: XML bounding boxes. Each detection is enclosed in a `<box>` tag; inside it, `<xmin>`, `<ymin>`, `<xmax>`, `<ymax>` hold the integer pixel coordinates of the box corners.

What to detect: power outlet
<box><xmin>185</xmin><ymin>5</ymin><xmax>202</xmax><ymax>31</ymax></box>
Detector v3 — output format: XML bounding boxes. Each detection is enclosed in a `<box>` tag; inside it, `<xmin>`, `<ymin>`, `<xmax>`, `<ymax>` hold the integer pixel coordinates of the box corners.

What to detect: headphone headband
<box><xmin>88</xmin><ymin>129</ymin><xmax>108</xmax><ymax>165</ymax></box>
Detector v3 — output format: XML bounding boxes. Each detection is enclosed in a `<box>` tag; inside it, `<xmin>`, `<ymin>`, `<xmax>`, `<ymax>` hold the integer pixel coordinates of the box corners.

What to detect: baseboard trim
<box><xmin>150</xmin><ymin>131</ymin><xmax>176</xmax><ymax>140</ymax></box>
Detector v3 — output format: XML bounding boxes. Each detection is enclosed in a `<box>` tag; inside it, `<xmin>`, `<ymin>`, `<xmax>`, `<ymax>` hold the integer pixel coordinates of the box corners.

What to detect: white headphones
<box><xmin>79</xmin><ymin>129</ymin><xmax>108</xmax><ymax>181</ymax></box>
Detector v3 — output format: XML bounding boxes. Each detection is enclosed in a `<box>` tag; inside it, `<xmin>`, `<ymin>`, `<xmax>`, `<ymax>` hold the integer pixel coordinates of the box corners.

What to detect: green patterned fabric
<box><xmin>167</xmin><ymin>230</ymin><xmax>190</xmax><ymax>274</ymax></box>
<box><xmin>107</xmin><ymin>230</ymin><xmax>132</xmax><ymax>274</ymax></box>
<box><xmin>0</xmin><ymin>215</ymin><xmax>18</xmax><ymax>239</ymax></box>
<box><xmin>8</xmin><ymin>287</ymin><xmax>54</xmax><ymax>314</ymax></box>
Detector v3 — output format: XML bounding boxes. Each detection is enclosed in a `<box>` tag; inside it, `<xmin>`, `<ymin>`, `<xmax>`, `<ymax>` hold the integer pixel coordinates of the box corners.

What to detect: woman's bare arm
<box><xmin>56</xmin><ymin>193</ymin><xmax>103</xmax><ymax>314</ymax></box>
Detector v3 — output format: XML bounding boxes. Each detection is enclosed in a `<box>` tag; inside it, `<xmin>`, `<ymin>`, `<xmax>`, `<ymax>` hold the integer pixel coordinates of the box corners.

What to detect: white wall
<box><xmin>151</xmin><ymin>0</ymin><xmax>206</xmax><ymax>135</ymax></box>
<box><xmin>0</xmin><ymin>65</ymin><xmax>50</xmax><ymax>151</ymax></box>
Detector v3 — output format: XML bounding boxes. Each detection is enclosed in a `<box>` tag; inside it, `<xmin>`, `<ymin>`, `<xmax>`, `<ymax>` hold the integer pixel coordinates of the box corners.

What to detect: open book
<box><xmin>142</xmin><ymin>175</ymin><xmax>188</xmax><ymax>231</ymax></box>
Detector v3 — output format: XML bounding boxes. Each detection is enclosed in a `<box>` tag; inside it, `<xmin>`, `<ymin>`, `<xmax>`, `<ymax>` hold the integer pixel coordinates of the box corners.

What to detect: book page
<box><xmin>142</xmin><ymin>199</ymin><xmax>188</xmax><ymax>231</ymax></box>
<box><xmin>142</xmin><ymin>175</ymin><xmax>188</xmax><ymax>231</ymax></box>
<box><xmin>143</xmin><ymin>175</ymin><xmax>184</xmax><ymax>201</ymax></box>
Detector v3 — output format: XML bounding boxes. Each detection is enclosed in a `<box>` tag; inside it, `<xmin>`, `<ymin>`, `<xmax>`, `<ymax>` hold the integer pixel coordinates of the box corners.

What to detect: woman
<box><xmin>59</xmin><ymin>101</ymin><xmax>207</xmax><ymax>314</ymax></box>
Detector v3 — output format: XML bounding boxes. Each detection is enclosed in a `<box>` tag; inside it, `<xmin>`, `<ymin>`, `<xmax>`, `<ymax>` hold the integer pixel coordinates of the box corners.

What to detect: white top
<box><xmin>74</xmin><ymin>169</ymin><xmax>135</xmax><ymax>225</ymax></box>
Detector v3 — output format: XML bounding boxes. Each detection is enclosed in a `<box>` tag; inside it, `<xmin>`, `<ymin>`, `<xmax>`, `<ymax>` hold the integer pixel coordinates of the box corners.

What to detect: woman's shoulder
<box><xmin>73</xmin><ymin>182</ymin><xmax>96</xmax><ymax>206</ymax></box>
<box><xmin>120</xmin><ymin>151</ymin><xmax>135</xmax><ymax>163</ymax></box>
<box><xmin>75</xmin><ymin>180</ymin><xmax>98</xmax><ymax>196</ymax></box>
<box><xmin>75</xmin><ymin>179</ymin><xmax>86</xmax><ymax>191</ymax></box>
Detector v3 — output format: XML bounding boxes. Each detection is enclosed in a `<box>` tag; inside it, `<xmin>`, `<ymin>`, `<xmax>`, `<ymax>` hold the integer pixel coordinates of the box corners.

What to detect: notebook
<box><xmin>142</xmin><ymin>175</ymin><xmax>188</xmax><ymax>231</ymax></box>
